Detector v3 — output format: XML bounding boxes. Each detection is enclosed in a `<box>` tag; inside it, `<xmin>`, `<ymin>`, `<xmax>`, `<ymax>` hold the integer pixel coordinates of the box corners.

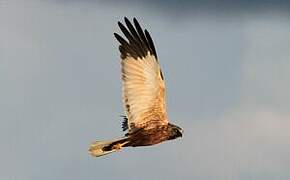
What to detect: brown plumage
<box><xmin>89</xmin><ymin>17</ymin><xmax>183</xmax><ymax>157</ymax></box>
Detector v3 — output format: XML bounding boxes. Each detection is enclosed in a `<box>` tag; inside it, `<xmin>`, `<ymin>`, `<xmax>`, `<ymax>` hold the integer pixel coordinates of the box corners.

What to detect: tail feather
<box><xmin>88</xmin><ymin>137</ymin><xmax>129</xmax><ymax>157</ymax></box>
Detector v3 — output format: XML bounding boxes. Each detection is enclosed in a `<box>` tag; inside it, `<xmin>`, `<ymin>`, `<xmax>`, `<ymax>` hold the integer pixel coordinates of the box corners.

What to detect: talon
<box><xmin>113</xmin><ymin>143</ymin><xmax>122</xmax><ymax>150</ymax></box>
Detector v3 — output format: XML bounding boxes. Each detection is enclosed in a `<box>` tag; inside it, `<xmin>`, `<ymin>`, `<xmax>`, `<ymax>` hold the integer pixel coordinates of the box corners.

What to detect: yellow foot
<box><xmin>112</xmin><ymin>143</ymin><xmax>122</xmax><ymax>150</ymax></box>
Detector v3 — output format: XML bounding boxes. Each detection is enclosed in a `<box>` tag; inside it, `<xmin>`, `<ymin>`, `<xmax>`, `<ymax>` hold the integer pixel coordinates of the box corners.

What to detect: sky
<box><xmin>1</xmin><ymin>0</ymin><xmax>290</xmax><ymax>180</ymax></box>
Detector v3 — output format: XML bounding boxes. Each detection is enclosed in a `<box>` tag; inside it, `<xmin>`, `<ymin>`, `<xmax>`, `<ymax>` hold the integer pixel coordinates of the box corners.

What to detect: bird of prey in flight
<box><xmin>89</xmin><ymin>17</ymin><xmax>183</xmax><ymax>157</ymax></box>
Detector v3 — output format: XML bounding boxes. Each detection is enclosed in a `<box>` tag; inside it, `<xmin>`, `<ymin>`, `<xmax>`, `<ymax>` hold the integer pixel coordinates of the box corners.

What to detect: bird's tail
<box><xmin>88</xmin><ymin>137</ymin><xmax>129</xmax><ymax>157</ymax></box>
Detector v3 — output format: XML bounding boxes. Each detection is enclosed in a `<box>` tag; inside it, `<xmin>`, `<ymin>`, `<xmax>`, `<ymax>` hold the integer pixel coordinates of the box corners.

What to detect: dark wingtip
<box><xmin>144</xmin><ymin>29</ymin><xmax>157</xmax><ymax>58</ymax></box>
<box><xmin>124</xmin><ymin>16</ymin><xmax>129</xmax><ymax>23</ymax></box>
<box><xmin>113</xmin><ymin>32</ymin><xmax>118</xmax><ymax>38</ymax></box>
<box><xmin>115</xmin><ymin>17</ymin><xmax>158</xmax><ymax>59</ymax></box>
<box><xmin>117</xmin><ymin>21</ymin><xmax>123</xmax><ymax>29</ymax></box>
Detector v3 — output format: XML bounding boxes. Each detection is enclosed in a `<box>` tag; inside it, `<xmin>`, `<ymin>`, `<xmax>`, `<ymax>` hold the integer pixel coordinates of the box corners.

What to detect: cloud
<box><xmin>56</xmin><ymin>0</ymin><xmax>290</xmax><ymax>17</ymax></box>
<box><xmin>240</xmin><ymin>16</ymin><xmax>290</xmax><ymax>113</ymax></box>
<box><xmin>175</xmin><ymin>108</ymin><xmax>290</xmax><ymax>179</ymax></box>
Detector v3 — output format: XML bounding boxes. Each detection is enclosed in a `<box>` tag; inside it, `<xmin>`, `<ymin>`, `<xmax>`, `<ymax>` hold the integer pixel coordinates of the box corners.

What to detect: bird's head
<box><xmin>168</xmin><ymin>123</ymin><xmax>183</xmax><ymax>140</ymax></box>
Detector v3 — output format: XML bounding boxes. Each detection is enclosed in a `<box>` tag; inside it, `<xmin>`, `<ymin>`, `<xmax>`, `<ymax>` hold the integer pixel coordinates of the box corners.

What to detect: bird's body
<box><xmin>89</xmin><ymin>17</ymin><xmax>183</xmax><ymax>157</ymax></box>
<box><xmin>125</xmin><ymin>123</ymin><xmax>182</xmax><ymax>147</ymax></box>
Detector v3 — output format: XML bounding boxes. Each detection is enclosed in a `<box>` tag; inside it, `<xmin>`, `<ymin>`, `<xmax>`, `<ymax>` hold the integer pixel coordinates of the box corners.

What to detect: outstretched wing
<box><xmin>114</xmin><ymin>17</ymin><xmax>168</xmax><ymax>133</ymax></box>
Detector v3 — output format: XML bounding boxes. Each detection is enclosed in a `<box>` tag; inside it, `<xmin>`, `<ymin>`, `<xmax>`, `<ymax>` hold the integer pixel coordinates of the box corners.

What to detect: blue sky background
<box><xmin>1</xmin><ymin>0</ymin><xmax>290</xmax><ymax>180</ymax></box>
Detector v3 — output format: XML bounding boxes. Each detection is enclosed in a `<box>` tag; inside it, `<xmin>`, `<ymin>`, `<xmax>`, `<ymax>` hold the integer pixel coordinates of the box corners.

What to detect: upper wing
<box><xmin>114</xmin><ymin>17</ymin><xmax>168</xmax><ymax>133</ymax></box>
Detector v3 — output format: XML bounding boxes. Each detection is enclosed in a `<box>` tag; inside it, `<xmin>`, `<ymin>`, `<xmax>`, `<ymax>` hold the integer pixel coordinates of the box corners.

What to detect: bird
<box><xmin>88</xmin><ymin>17</ymin><xmax>183</xmax><ymax>157</ymax></box>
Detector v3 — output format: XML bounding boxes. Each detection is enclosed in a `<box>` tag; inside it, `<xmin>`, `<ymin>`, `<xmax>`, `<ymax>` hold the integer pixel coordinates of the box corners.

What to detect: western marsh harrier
<box><xmin>89</xmin><ymin>17</ymin><xmax>183</xmax><ymax>157</ymax></box>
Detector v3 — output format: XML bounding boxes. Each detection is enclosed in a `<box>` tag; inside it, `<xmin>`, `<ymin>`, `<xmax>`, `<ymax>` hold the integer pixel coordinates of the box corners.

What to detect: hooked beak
<box><xmin>179</xmin><ymin>129</ymin><xmax>184</xmax><ymax>138</ymax></box>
